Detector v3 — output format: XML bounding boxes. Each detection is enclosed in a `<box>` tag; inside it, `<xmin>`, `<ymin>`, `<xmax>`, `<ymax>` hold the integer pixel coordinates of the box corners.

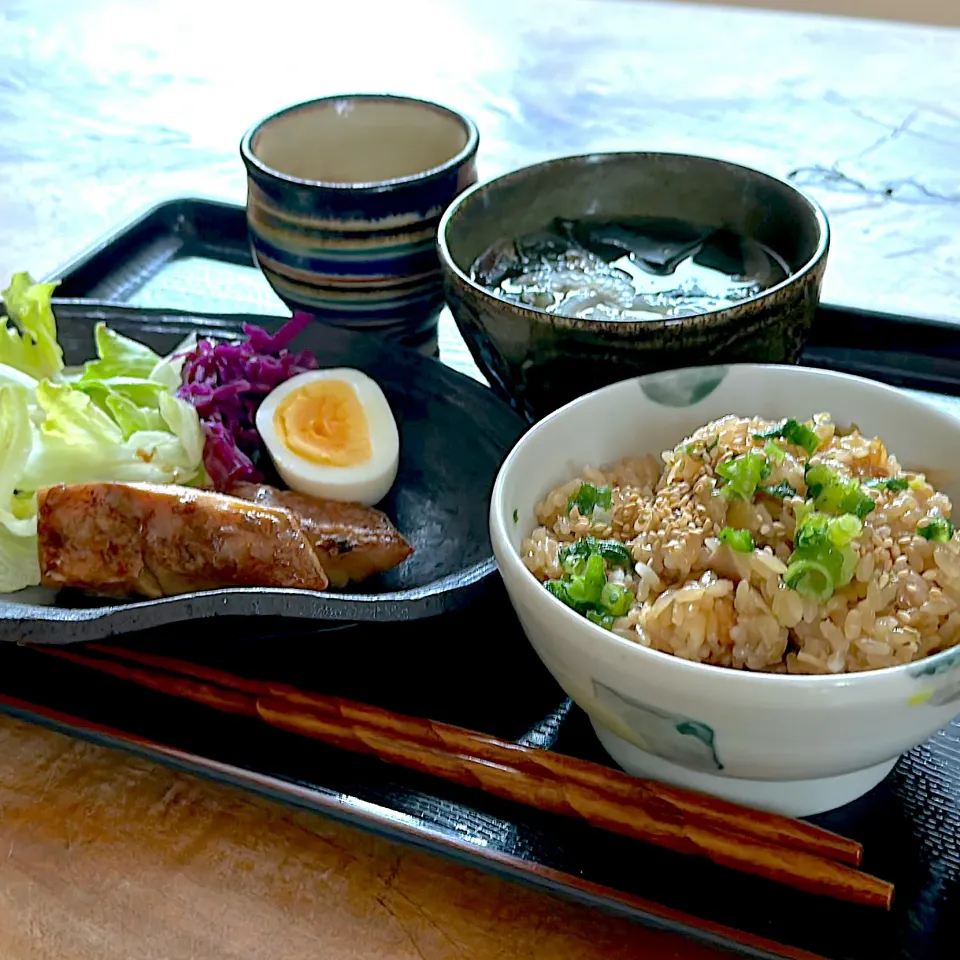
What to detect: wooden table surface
<box><xmin>1</xmin><ymin>1</ymin><xmax>959</xmax><ymax>957</ymax></box>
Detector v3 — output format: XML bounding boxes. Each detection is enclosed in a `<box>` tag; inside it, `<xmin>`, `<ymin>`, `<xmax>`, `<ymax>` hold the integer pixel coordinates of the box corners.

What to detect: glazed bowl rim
<box><xmin>438</xmin><ymin>151</ymin><xmax>831</xmax><ymax>331</ymax></box>
<box><xmin>491</xmin><ymin>361</ymin><xmax>960</xmax><ymax>692</ymax></box>
<box><xmin>240</xmin><ymin>93</ymin><xmax>480</xmax><ymax>192</ymax></box>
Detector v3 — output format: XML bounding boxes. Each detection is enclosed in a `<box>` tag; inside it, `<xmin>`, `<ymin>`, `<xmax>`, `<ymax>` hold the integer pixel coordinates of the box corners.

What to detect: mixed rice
<box><xmin>522</xmin><ymin>413</ymin><xmax>960</xmax><ymax>674</ymax></box>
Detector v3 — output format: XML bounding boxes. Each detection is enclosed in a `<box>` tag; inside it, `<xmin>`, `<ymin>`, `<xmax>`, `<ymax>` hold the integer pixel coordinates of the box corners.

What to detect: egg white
<box><xmin>256</xmin><ymin>368</ymin><xmax>400</xmax><ymax>506</ymax></box>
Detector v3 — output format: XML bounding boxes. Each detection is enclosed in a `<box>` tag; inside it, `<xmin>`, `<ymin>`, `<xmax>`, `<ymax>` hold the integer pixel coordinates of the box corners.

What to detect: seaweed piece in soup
<box><xmin>515</xmin><ymin>229</ymin><xmax>576</xmax><ymax>263</ymax></box>
<box><xmin>693</xmin><ymin>227</ymin><xmax>786</xmax><ymax>291</ymax></box>
<box><xmin>471</xmin><ymin>230</ymin><xmax>582</xmax><ymax>289</ymax></box>
<box><xmin>556</xmin><ymin>217</ymin><xmax>712</xmax><ymax>275</ymax></box>
<box><xmin>471</xmin><ymin>237</ymin><xmax>520</xmax><ymax>288</ymax></box>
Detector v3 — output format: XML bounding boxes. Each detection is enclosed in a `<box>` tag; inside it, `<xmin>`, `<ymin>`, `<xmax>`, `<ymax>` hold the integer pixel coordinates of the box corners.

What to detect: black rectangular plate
<box><xmin>7</xmin><ymin>198</ymin><xmax>958</xmax><ymax>960</ymax></box>
<box><xmin>0</xmin><ymin>304</ymin><xmax>527</xmax><ymax>641</ymax></box>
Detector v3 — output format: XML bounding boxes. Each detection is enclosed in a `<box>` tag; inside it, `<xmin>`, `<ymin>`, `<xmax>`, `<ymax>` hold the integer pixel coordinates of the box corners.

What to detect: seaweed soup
<box><xmin>470</xmin><ymin>217</ymin><xmax>790</xmax><ymax>322</ymax></box>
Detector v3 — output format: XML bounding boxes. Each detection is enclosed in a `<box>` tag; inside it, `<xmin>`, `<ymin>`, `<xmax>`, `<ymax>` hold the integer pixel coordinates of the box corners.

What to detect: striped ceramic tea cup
<box><xmin>240</xmin><ymin>94</ymin><xmax>479</xmax><ymax>351</ymax></box>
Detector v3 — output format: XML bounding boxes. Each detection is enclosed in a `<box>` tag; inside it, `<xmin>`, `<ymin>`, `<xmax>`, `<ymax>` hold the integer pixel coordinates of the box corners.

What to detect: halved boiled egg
<box><xmin>256</xmin><ymin>368</ymin><xmax>399</xmax><ymax>506</ymax></box>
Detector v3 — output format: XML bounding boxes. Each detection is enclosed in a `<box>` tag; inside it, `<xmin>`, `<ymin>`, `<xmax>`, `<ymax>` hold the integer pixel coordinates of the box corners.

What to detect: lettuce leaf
<box><xmin>104</xmin><ymin>392</ymin><xmax>166</xmax><ymax>438</ymax></box>
<box><xmin>37</xmin><ymin>380</ymin><xmax>125</xmax><ymax>444</ymax></box>
<box><xmin>0</xmin><ymin>272</ymin><xmax>214</xmax><ymax>594</ymax></box>
<box><xmin>159</xmin><ymin>392</ymin><xmax>206</xmax><ymax>467</ymax></box>
<box><xmin>80</xmin><ymin>323</ymin><xmax>161</xmax><ymax>381</ymax></box>
<box><xmin>0</xmin><ymin>385</ymin><xmax>34</xmax><ymax>524</ymax></box>
<box><xmin>0</xmin><ymin>526</ymin><xmax>41</xmax><ymax>597</ymax></box>
<box><xmin>0</xmin><ymin>275</ymin><xmax>210</xmax><ymax>593</ymax></box>
<box><xmin>71</xmin><ymin>378</ymin><xmax>168</xmax><ymax>438</ymax></box>
<box><xmin>149</xmin><ymin>333</ymin><xmax>198</xmax><ymax>393</ymax></box>
<box><xmin>0</xmin><ymin>273</ymin><xmax>63</xmax><ymax>380</ymax></box>
<box><xmin>0</xmin><ymin>362</ymin><xmax>39</xmax><ymax>393</ymax></box>
<box><xmin>0</xmin><ymin>385</ymin><xmax>40</xmax><ymax>592</ymax></box>
<box><xmin>18</xmin><ymin>381</ymin><xmax>207</xmax><ymax>491</ymax></box>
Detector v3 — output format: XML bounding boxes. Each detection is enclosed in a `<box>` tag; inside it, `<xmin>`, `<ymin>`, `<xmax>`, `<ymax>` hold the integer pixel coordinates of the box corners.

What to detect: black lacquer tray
<box><xmin>1</xmin><ymin>197</ymin><xmax>957</xmax><ymax>960</ymax></box>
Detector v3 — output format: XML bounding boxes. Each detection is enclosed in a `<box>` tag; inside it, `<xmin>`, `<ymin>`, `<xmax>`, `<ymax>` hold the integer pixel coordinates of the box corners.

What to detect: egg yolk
<box><xmin>274</xmin><ymin>380</ymin><xmax>372</xmax><ymax>467</ymax></box>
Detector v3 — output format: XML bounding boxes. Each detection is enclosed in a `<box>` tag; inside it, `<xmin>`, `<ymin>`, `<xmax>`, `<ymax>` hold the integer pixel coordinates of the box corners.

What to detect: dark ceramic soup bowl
<box><xmin>438</xmin><ymin>152</ymin><xmax>829</xmax><ymax>421</ymax></box>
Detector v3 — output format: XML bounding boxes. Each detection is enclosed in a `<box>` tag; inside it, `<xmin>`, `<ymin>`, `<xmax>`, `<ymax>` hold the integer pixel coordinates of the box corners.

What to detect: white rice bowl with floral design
<box><xmin>490</xmin><ymin>364</ymin><xmax>960</xmax><ymax>816</ymax></box>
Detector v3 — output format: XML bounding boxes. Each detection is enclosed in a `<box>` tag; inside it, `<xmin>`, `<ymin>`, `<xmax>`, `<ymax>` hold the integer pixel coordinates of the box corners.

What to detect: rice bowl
<box><xmin>490</xmin><ymin>365</ymin><xmax>960</xmax><ymax>816</ymax></box>
<box><xmin>522</xmin><ymin>413</ymin><xmax>960</xmax><ymax>675</ymax></box>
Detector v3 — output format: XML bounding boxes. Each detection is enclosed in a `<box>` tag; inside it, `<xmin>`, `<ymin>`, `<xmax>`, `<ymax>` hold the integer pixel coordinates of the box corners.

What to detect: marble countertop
<box><xmin>1</xmin><ymin>0</ymin><xmax>959</xmax><ymax>957</ymax></box>
<box><xmin>2</xmin><ymin>0</ymin><xmax>959</xmax><ymax>321</ymax></box>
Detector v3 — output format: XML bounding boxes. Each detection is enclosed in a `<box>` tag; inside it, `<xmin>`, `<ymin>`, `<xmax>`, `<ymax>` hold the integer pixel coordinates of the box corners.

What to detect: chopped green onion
<box><xmin>591</xmin><ymin>539</ymin><xmax>632</xmax><ymax>568</ymax></box>
<box><xmin>804</xmin><ymin>463</ymin><xmax>875</xmax><ymax>520</ymax></box>
<box><xmin>718</xmin><ymin>527</ymin><xmax>755</xmax><ymax>552</ymax></box>
<box><xmin>754</xmin><ymin>418</ymin><xmax>820</xmax><ymax>455</ymax></box>
<box><xmin>558</xmin><ymin>539</ymin><xmax>591</xmax><ymax>576</ymax></box>
<box><xmin>585</xmin><ymin>552</ymin><xmax>606</xmax><ymax>585</ymax></box>
<box><xmin>716</xmin><ymin>452</ymin><xmax>770</xmax><ymax>501</ymax></box>
<box><xmin>560</xmin><ymin>554</ymin><xmax>587</xmax><ymax>578</ymax></box>
<box><xmin>567</xmin><ymin>553</ymin><xmax>607</xmax><ymax>606</ymax></box>
<box><xmin>567</xmin><ymin>482</ymin><xmax>612</xmax><ymax>516</ymax></box>
<box><xmin>763</xmin><ymin>440</ymin><xmax>786</xmax><ymax>464</ymax></box>
<box><xmin>566</xmin><ymin>577</ymin><xmax>597</xmax><ymax>606</ymax></box>
<box><xmin>793</xmin><ymin>510</ymin><xmax>862</xmax><ymax>552</ymax></box>
<box><xmin>783</xmin><ymin>559</ymin><xmax>835</xmax><ymax>603</ymax></box>
<box><xmin>544</xmin><ymin>538</ymin><xmax>635</xmax><ymax>628</ymax></box>
<box><xmin>783</xmin><ymin>510</ymin><xmax>862</xmax><ymax>602</ymax></box>
<box><xmin>827</xmin><ymin>514</ymin><xmax>863</xmax><ymax>548</ymax></box>
<box><xmin>558</xmin><ymin>537</ymin><xmax>633</xmax><ymax>574</ymax></box>
<box><xmin>512</xmin><ymin>509</ymin><xmax>519</xmax><ymax>524</ymax></box>
<box><xmin>793</xmin><ymin>510</ymin><xmax>829</xmax><ymax>551</ymax></box>
<box><xmin>544</xmin><ymin>579</ymin><xmax>587</xmax><ymax>613</ymax></box>
<box><xmin>586</xmin><ymin>610</ymin><xmax>616</xmax><ymax>630</ymax></box>
<box><xmin>864</xmin><ymin>477</ymin><xmax>909</xmax><ymax>493</ymax></box>
<box><xmin>803</xmin><ymin>463</ymin><xmax>833</xmax><ymax>501</ymax></box>
<box><xmin>848</xmin><ymin>491</ymin><xmax>875</xmax><ymax>521</ymax></box>
<box><xmin>918</xmin><ymin>517</ymin><xmax>954</xmax><ymax>542</ymax></box>
<box><xmin>545</xmin><ymin>579</ymin><xmax>568</xmax><ymax>602</ymax></box>
<box><xmin>759</xmin><ymin>481</ymin><xmax>797</xmax><ymax>499</ymax></box>
<box><xmin>600</xmin><ymin>581</ymin><xmax>634</xmax><ymax>617</ymax></box>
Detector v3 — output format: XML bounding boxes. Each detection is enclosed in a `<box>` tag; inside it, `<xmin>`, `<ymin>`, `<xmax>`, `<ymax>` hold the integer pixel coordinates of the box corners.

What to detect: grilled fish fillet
<box><xmin>37</xmin><ymin>482</ymin><xmax>329</xmax><ymax>599</ymax></box>
<box><xmin>227</xmin><ymin>482</ymin><xmax>414</xmax><ymax>587</ymax></box>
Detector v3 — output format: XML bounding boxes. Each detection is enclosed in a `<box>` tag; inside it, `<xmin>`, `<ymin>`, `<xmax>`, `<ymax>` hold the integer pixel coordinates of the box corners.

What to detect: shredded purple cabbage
<box><xmin>177</xmin><ymin>312</ymin><xmax>319</xmax><ymax>489</ymax></box>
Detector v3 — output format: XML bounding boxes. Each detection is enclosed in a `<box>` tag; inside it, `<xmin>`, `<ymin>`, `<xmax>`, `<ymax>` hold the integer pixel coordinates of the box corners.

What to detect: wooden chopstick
<box><xmin>31</xmin><ymin>644</ymin><xmax>892</xmax><ymax>909</ymax></box>
<box><xmin>255</xmin><ymin>698</ymin><xmax>892</xmax><ymax>908</ymax></box>
<box><xmin>84</xmin><ymin>642</ymin><xmax>863</xmax><ymax>868</ymax></box>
